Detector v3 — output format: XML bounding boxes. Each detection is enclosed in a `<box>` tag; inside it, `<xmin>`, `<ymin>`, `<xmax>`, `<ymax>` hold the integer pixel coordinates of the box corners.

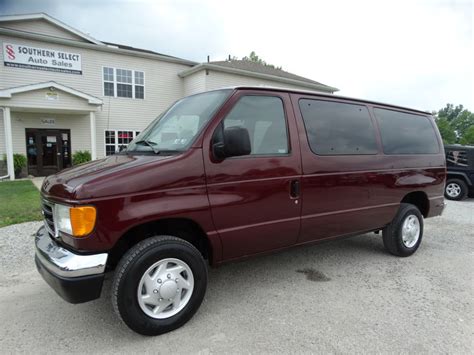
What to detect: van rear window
<box><xmin>374</xmin><ymin>108</ymin><xmax>439</xmax><ymax>155</ymax></box>
<box><xmin>299</xmin><ymin>99</ymin><xmax>378</xmax><ymax>155</ymax></box>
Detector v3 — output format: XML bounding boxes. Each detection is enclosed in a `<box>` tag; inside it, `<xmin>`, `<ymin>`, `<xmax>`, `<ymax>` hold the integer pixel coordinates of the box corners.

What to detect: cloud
<box><xmin>1</xmin><ymin>0</ymin><xmax>472</xmax><ymax>111</ymax></box>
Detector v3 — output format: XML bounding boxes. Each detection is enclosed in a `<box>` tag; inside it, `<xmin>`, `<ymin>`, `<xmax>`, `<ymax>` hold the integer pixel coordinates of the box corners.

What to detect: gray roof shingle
<box><xmin>209</xmin><ymin>60</ymin><xmax>327</xmax><ymax>87</ymax></box>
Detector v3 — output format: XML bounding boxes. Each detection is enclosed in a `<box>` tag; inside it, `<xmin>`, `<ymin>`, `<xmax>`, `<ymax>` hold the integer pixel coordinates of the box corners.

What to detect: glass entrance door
<box><xmin>25</xmin><ymin>129</ymin><xmax>71</xmax><ymax>176</ymax></box>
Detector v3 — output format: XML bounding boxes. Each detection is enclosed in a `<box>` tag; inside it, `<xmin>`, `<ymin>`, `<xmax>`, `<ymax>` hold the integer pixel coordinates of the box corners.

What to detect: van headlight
<box><xmin>54</xmin><ymin>204</ymin><xmax>97</xmax><ymax>237</ymax></box>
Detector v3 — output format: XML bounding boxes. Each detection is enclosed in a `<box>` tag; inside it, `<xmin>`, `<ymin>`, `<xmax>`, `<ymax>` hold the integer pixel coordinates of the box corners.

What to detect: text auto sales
<box><xmin>17</xmin><ymin>46</ymin><xmax>80</xmax><ymax>67</ymax></box>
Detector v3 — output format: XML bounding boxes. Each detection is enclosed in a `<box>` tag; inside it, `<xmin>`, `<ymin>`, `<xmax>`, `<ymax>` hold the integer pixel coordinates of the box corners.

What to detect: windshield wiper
<box><xmin>134</xmin><ymin>139</ymin><xmax>160</xmax><ymax>154</ymax></box>
<box><xmin>133</xmin><ymin>140</ymin><xmax>182</xmax><ymax>155</ymax></box>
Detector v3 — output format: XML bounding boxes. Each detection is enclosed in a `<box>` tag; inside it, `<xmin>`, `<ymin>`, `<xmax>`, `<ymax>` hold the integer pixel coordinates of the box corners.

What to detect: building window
<box><xmin>105</xmin><ymin>130</ymin><xmax>140</xmax><ymax>155</ymax></box>
<box><xmin>103</xmin><ymin>67</ymin><xmax>114</xmax><ymax>96</ymax></box>
<box><xmin>103</xmin><ymin>67</ymin><xmax>144</xmax><ymax>99</ymax></box>
<box><xmin>135</xmin><ymin>71</ymin><xmax>145</xmax><ymax>99</ymax></box>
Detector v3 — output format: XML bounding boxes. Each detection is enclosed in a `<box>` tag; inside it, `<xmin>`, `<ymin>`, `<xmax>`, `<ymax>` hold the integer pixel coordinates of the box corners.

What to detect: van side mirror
<box><xmin>213</xmin><ymin>126</ymin><xmax>251</xmax><ymax>159</ymax></box>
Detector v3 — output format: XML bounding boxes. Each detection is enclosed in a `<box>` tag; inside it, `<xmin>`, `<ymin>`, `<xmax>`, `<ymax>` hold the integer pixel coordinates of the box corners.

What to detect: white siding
<box><xmin>205</xmin><ymin>70</ymin><xmax>324</xmax><ymax>92</ymax></box>
<box><xmin>183</xmin><ymin>71</ymin><xmax>206</xmax><ymax>95</ymax></box>
<box><xmin>1</xmin><ymin>19</ymin><xmax>86</xmax><ymax>42</ymax></box>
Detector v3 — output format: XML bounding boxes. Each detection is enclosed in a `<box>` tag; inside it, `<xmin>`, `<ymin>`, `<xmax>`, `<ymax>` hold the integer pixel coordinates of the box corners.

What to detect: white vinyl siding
<box><xmin>183</xmin><ymin>70</ymin><xmax>207</xmax><ymax>95</ymax></box>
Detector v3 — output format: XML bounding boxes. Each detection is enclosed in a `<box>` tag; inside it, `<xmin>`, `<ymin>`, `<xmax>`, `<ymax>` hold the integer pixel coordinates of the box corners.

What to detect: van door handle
<box><xmin>290</xmin><ymin>180</ymin><xmax>300</xmax><ymax>199</ymax></box>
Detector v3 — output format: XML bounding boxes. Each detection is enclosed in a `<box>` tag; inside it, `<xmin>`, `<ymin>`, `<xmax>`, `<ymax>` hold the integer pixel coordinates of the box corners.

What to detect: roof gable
<box><xmin>179</xmin><ymin>60</ymin><xmax>339</xmax><ymax>93</ymax></box>
<box><xmin>0</xmin><ymin>81</ymin><xmax>103</xmax><ymax>105</ymax></box>
<box><xmin>0</xmin><ymin>13</ymin><xmax>103</xmax><ymax>45</ymax></box>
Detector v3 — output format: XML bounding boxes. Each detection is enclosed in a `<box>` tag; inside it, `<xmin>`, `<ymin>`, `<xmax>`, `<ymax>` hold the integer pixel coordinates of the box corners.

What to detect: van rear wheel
<box><xmin>112</xmin><ymin>236</ymin><xmax>207</xmax><ymax>336</ymax></box>
<box><xmin>382</xmin><ymin>203</ymin><xmax>423</xmax><ymax>257</ymax></box>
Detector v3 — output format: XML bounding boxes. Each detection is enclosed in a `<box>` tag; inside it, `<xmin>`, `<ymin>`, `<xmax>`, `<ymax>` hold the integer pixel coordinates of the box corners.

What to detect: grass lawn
<box><xmin>0</xmin><ymin>180</ymin><xmax>42</xmax><ymax>227</ymax></box>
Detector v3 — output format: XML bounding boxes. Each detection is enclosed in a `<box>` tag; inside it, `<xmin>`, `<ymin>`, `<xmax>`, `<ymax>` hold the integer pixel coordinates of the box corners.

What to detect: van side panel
<box><xmin>290</xmin><ymin>94</ymin><xmax>445</xmax><ymax>244</ymax></box>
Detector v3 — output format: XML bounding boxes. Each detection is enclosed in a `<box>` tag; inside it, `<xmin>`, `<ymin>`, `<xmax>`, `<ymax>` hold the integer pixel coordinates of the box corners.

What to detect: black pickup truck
<box><xmin>444</xmin><ymin>145</ymin><xmax>474</xmax><ymax>200</ymax></box>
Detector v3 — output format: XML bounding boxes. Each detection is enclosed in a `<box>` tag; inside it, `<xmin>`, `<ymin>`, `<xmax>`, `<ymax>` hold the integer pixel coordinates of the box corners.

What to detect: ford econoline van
<box><xmin>35</xmin><ymin>87</ymin><xmax>446</xmax><ymax>335</ymax></box>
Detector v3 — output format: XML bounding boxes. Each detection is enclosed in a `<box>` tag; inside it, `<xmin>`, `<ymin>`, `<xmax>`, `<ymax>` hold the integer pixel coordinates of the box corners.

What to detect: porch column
<box><xmin>3</xmin><ymin>107</ymin><xmax>14</xmax><ymax>181</ymax></box>
<box><xmin>89</xmin><ymin>111</ymin><xmax>97</xmax><ymax>160</ymax></box>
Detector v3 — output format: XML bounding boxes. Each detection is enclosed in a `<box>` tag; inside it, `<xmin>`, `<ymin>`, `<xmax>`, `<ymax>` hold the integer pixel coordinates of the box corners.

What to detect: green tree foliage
<box><xmin>437</xmin><ymin>104</ymin><xmax>464</xmax><ymax>121</ymax></box>
<box><xmin>460</xmin><ymin>125</ymin><xmax>474</xmax><ymax>145</ymax></box>
<box><xmin>435</xmin><ymin>104</ymin><xmax>474</xmax><ymax>144</ymax></box>
<box><xmin>241</xmin><ymin>51</ymin><xmax>282</xmax><ymax>70</ymax></box>
<box><xmin>436</xmin><ymin>118</ymin><xmax>456</xmax><ymax>144</ymax></box>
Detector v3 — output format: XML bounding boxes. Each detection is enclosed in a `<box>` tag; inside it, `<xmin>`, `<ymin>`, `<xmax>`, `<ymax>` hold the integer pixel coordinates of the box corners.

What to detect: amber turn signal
<box><xmin>70</xmin><ymin>206</ymin><xmax>97</xmax><ymax>237</ymax></box>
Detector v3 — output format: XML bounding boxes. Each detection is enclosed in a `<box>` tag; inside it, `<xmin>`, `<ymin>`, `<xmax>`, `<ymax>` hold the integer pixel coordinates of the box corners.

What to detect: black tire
<box><xmin>112</xmin><ymin>236</ymin><xmax>208</xmax><ymax>336</ymax></box>
<box><xmin>444</xmin><ymin>178</ymin><xmax>468</xmax><ymax>201</ymax></box>
<box><xmin>382</xmin><ymin>203</ymin><xmax>423</xmax><ymax>257</ymax></box>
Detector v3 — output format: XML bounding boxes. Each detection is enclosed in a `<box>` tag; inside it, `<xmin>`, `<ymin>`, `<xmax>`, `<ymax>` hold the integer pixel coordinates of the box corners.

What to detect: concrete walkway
<box><xmin>31</xmin><ymin>177</ymin><xmax>45</xmax><ymax>191</ymax></box>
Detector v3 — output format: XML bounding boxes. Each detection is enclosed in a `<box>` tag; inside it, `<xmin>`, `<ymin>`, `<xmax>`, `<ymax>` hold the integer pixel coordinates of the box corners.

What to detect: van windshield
<box><xmin>127</xmin><ymin>89</ymin><xmax>231</xmax><ymax>154</ymax></box>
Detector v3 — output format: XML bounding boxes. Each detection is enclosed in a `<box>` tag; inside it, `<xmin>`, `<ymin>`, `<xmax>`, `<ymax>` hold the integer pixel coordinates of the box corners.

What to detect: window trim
<box><xmin>102</xmin><ymin>66</ymin><xmax>145</xmax><ymax>99</ymax></box>
<box><xmin>214</xmin><ymin>94</ymin><xmax>292</xmax><ymax>158</ymax></box>
<box><xmin>298</xmin><ymin>98</ymin><xmax>379</xmax><ymax>156</ymax></box>
<box><xmin>104</xmin><ymin>129</ymin><xmax>141</xmax><ymax>156</ymax></box>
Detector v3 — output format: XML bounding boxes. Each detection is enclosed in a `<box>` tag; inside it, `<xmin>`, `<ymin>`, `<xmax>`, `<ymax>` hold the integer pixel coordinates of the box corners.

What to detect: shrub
<box><xmin>13</xmin><ymin>154</ymin><xmax>27</xmax><ymax>178</ymax></box>
<box><xmin>72</xmin><ymin>150</ymin><xmax>92</xmax><ymax>165</ymax></box>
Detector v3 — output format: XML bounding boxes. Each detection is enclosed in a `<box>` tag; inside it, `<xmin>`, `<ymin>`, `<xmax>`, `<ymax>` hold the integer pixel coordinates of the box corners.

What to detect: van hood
<box><xmin>42</xmin><ymin>154</ymin><xmax>171</xmax><ymax>200</ymax></box>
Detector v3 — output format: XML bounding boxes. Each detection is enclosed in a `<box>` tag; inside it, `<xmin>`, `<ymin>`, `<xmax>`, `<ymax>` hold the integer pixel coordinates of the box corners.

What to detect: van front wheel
<box><xmin>382</xmin><ymin>203</ymin><xmax>423</xmax><ymax>257</ymax></box>
<box><xmin>112</xmin><ymin>236</ymin><xmax>208</xmax><ymax>336</ymax></box>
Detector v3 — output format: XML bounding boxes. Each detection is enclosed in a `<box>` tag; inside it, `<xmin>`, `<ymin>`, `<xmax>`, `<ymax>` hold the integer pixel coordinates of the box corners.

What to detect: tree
<box><xmin>436</xmin><ymin>117</ymin><xmax>456</xmax><ymax>144</ymax></box>
<box><xmin>241</xmin><ymin>51</ymin><xmax>282</xmax><ymax>70</ymax></box>
<box><xmin>451</xmin><ymin>110</ymin><xmax>474</xmax><ymax>139</ymax></box>
<box><xmin>437</xmin><ymin>104</ymin><xmax>464</xmax><ymax>122</ymax></box>
<box><xmin>460</xmin><ymin>125</ymin><xmax>474</xmax><ymax>145</ymax></box>
<box><xmin>435</xmin><ymin>104</ymin><xmax>474</xmax><ymax>144</ymax></box>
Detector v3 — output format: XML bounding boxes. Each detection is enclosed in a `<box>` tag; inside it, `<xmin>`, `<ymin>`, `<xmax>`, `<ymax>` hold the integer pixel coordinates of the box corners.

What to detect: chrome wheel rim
<box><xmin>401</xmin><ymin>214</ymin><xmax>420</xmax><ymax>248</ymax></box>
<box><xmin>446</xmin><ymin>183</ymin><xmax>461</xmax><ymax>198</ymax></box>
<box><xmin>137</xmin><ymin>258</ymin><xmax>194</xmax><ymax>319</ymax></box>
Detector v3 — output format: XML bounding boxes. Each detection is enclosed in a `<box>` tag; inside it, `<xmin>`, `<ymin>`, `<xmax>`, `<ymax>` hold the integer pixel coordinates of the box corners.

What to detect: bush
<box><xmin>72</xmin><ymin>150</ymin><xmax>92</xmax><ymax>165</ymax></box>
<box><xmin>13</xmin><ymin>154</ymin><xmax>27</xmax><ymax>178</ymax></box>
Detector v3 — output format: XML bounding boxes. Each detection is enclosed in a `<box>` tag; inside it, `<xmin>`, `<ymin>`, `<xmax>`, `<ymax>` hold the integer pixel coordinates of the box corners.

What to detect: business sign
<box><xmin>3</xmin><ymin>43</ymin><xmax>82</xmax><ymax>74</ymax></box>
<box><xmin>41</xmin><ymin>118</ymin><xmax>56</xmax><ymax>126</ymax></box>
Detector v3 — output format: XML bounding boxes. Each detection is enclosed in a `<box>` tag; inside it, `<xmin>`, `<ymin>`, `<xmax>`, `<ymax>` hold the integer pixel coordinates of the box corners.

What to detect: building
<box><xmin>0</xmin><ymin>13</ymin><xmax>338</xmax><ymax>180</ymax></box>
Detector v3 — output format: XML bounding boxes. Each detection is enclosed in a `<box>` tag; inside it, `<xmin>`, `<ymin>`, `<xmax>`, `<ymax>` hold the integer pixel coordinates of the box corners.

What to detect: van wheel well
<box><xmin>401</xmin><ymin>191</ymin><xmax>429</xmax><ymax>218</ymax></box>
<box><xmin>107</xmin><ymin>218</ymin><xmax>211</xmax><ymax>270</ymax></box>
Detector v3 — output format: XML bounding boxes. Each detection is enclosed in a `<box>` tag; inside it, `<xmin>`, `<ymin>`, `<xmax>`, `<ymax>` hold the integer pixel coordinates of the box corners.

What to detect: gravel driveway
<box><xmin>0</xmin><ymin>200</ymin><xmax>472</xmax><ymax>354</ymax></box>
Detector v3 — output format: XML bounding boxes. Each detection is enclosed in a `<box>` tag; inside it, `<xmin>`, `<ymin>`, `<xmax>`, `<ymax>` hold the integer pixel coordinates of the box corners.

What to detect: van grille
<box><xmin>41</xmin><ymin>199</ymin><xmax>56</xmax><ymax>237</ymax></box>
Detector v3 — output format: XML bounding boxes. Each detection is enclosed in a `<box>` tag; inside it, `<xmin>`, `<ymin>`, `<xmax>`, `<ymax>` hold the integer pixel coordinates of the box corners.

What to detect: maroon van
<box><xmin>35</xmin><ymin>87</ymin><xmax>446</xmax><ymax>335</ymax></box>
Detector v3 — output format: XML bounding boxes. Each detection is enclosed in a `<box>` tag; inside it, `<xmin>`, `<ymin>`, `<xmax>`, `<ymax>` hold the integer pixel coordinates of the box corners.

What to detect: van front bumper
<box><xmin>35</xmin><ymin>226</ymin><xmax>108</xmax><ymax>304</ymax></box>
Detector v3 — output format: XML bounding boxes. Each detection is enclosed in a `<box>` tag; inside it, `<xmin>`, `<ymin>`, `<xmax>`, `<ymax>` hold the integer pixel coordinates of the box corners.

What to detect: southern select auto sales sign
<box><xmin>3</xmin><ymin>43</ymin><xmax>82</xmax><ymax>74</ymax></box>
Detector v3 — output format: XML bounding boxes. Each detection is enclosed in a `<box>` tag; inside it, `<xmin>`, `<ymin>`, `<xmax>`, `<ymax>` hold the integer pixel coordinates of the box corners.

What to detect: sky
<box><xmin>1</xmin><ymin>0</ymin><xmax>472</xmax><ymax>112</ymax></box>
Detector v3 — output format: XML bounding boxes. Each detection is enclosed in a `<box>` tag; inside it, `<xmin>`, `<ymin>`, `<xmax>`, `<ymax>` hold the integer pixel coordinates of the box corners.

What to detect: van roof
<box><xmin>228</xmin><ymin>86</ymin><xmax>431</xmax><ymax>115</ymax></box>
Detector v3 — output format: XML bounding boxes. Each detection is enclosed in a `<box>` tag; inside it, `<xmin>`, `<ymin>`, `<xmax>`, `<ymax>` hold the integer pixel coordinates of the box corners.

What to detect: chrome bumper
<box><xmin>35</xmin><ymin>226</ymin><xmax>108</xmax><ymax>278</ymax></box>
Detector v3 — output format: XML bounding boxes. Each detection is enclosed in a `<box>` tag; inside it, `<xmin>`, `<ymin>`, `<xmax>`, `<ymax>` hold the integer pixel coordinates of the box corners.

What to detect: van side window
<box><xmin>299</xmin><ymin>99</ymin><xmax>378</xmax><ymax>155</ymax></box>
<box><xmin>374</xmin><ymin>108</ymin><xmax>439</xmax><ymax>154</ymax></box>
<box><xmin>221</xmin><ymin>96</ymin><xmax>289</xmax><ymax>155</ymax></box>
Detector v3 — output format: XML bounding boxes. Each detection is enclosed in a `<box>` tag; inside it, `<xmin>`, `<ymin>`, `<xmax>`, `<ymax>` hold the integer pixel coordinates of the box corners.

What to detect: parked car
<box><xmin>444</xmin><ymin>144</ymin><xmax>474</xmax><ymax>200</ymax></box>
<box><xmin>35</xmin><ymin>87</ymin><xmax>446</xmax><ymax>335</ymax></box>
